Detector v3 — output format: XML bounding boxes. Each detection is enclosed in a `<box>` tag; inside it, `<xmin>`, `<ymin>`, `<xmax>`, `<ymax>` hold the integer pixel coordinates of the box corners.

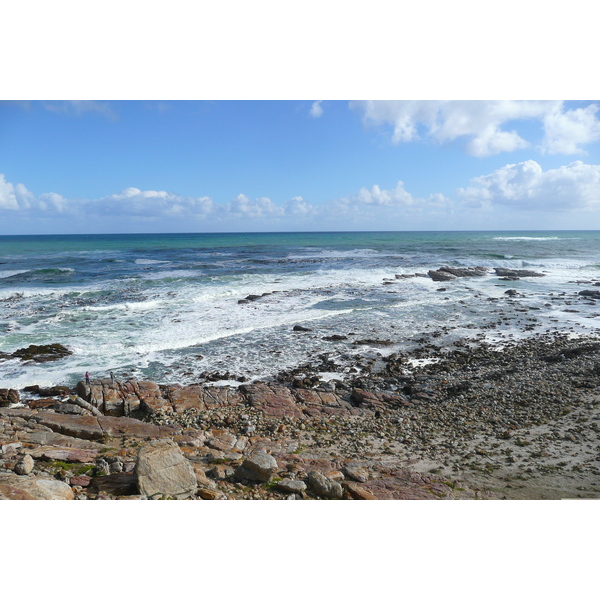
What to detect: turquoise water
<box><xmin>1</xmin><ymin>230</ymin><xmax>599</xmax><ymax>389</ymax></box>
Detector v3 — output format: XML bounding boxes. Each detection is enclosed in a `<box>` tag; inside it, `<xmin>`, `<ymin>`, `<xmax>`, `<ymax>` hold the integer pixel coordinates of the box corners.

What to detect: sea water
<box><xmin>1</xmin><ymin>230</ymin><xmax>599</xmax><ymax>389</ymax></box>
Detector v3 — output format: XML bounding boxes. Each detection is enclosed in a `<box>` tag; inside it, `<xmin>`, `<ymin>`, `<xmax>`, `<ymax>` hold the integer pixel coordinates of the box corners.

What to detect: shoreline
<box><xmin>2</xmin><ymin>330</ymin><xmax>600</xmax><ymax>499</ymax></box>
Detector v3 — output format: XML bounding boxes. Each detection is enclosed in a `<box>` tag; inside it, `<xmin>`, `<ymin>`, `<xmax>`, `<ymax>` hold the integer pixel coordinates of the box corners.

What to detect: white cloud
<box><xmin>458</xmin><ymin>160</ymin><xmax>600</xmax><ymax>210</ymax></box>
<box><xmin>309</xmin><ymin>101</ymin><xmax>323</xmax><ymax>118</ymax></box>
<box><xmin>0</xmin><ymin>174</ymin><xmax>53</xmax><ymax>211</ymax></box>
<box><xmin>541</xmin><ymin>104</ymin><xmax>600</xmax><ymax>154</ymax></box>
<box><xmin>351</xmin><ymin>100</ymin><xmax>600</xmax><ymax>157</ymax></box>
<box><xmin>334</xmin><ymin>181</ymin><xmax>452</xmax><ymax>213</ymax></box>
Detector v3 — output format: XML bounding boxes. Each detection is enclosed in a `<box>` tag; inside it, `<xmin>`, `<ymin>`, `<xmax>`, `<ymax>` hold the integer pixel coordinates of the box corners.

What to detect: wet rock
<box><xmin>135</xmin><ymin>439</ymin><xmax>198</xmax><ymax>498</ymax></box>
<box><xmin>293</xmin><ymin>325</ymin><xmax>312</xmax><ymax>332</ymax></box>
<box><xmin>2</xmin><ymin>344</ymin><xmax>72</xmax><ymax>363</ymax></box>
<box><xmin>579</xmin><ymin>290</ymin><xmax>600</xmax><ymax>300</ymax></box>
<box><xmin>494</xmin><ymin>268</ymin><xmax>544</xmax><ymax>278</ymax></box>
<box><xmin>428</xmin><ymin>270</ymin><xmax>458</xmax><ymax>282</ymax></box>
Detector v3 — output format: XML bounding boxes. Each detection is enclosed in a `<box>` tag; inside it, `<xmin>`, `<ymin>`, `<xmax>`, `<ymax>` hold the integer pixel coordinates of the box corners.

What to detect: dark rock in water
<box><xmin>0</xmin><ymin>389</ymin><xmax>20</xmax><ymax>407</ymax></box>
<box><xmin>428</xmin><ymin>269</ymin><xmax>457</xmax><ymax>282</ymax></box>
<box><xmin>353</xmin><ymin>339</ymin><xmax>394</xmax><ymax>346</ymax></box>
<box><xmin>1</xmin><ymin>344</ymin><xmax>72</xmax><ymax>363</ymax></box>
<box><xmin>323</xmin><ymin>335</ymin><xmax>347</xmax><ymax>341</ymax></box>
<box><xmin>504</xmin><ymin>289</ymin><xmax>518</xmax><ymax>297</ymax></box>
<box><xmin>579</xmin><ymin>290</ymin><xmax>600</xmax><ymax>300</ymax></box>
<box><xmin>499</xmin><ymin>276</ymin><xmax>520</xmax><ymax>281</ymax></box>
<box><xmin>439</xmin><ymin>266</ymin><xmax>488</xmax><ymax>278</ymax></box>
<box><xmin>494</xmin><ymin>268</ymin><xmax>544</xmax><ymax>278</ymax></box>
<box><xmin>293</xmin><ymin>325</ymin><xmax>312</xmax><ymax>332</ymax></box>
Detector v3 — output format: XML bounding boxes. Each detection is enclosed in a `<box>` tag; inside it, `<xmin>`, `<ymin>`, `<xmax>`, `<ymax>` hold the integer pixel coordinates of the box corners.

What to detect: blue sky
<box><xmin>2</xmin><ymin>99</ymin><xmax>600</xmax><ymax>234</ymax></box>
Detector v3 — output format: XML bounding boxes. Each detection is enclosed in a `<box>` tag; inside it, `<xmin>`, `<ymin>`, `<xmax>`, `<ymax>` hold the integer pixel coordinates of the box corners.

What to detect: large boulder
<box><xmin>0</xmin><ymin>473</ymin><xmax>74</xmax><ymax>500</ymax></box>
<box><xmin>135</xmin><ymin>439</ymin><xmax>197</xmax><ymax>498</ymax></box>
<box><xmin>234</xmin><ymin>451</ymin><xmax>279</xmax><ymax>483</ymax></box>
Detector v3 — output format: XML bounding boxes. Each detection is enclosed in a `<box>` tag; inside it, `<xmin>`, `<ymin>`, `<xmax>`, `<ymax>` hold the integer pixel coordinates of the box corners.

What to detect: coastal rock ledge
<box><xmin>3</xmin><ymin>333</ymin><xmax>600</xmax><ymax>500</ymax></box>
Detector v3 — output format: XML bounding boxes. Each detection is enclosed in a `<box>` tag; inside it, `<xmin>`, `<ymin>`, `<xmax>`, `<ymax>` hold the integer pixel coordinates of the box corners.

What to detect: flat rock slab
<box><xmin>29</xmin><ymin>447</ymin><xmax>99</xmax><ymax>463</ymax></box>
<box><xmin>0</xmin><ymin>473</ymin><xmax>74</xmax><ymax>500</ymax></box>
<box><xmin>17</xmin><ymin>430</ymin><xmax>104</xmax><ymax>450</ymax></box>
<box><xmin>241</xmin><ymin>383</ymin><xmax>303</xmax><ymax>418</ymax></box>
<box><xmin>98</xmin><ymin>416</ymin><xmax>181</xmax><ymax>439</ymax></box>
<box><xmin>360</xmin><ymin>470</ymin><xmax>492</xmax><ymax>500</ymax></box>
<box><xmin>31</xmin><ymin>412</ymin><xmax>105</xmax><ymax>440</ymax></box>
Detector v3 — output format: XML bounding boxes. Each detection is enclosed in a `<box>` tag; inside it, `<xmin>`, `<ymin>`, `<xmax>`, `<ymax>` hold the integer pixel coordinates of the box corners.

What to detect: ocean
<box><xmin>1</xmin><ymin>230</ymin><xmax>599</xmax><ymax>390</ymax></box>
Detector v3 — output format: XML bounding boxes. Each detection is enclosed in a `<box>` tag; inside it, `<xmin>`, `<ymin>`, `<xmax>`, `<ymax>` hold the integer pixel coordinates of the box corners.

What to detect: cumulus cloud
<box><xmin>333</xmin><ymin>181</ymin><xmax>451</xmax><ymax>213</ymax></box>
<box><xmin>351</xmin><ymin>100</ymin><xmax>600</xmax><ymax>157</ymax></box>
<box><xmin>458</xmin><ymin>160</ymin><xmax>600</xmax><ymax>210</ymax></box>
<box><xmin>309</xmin><ymin>101</ymin><xmax>324</xmax><ymax>118</ymax></box>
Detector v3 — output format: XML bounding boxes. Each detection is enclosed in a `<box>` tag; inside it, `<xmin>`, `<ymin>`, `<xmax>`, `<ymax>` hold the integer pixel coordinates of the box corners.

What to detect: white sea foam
<box><xmin>134</xmin><ymin>259</ymin><xmax>170</xmax><ymax>265</ymax></box>
<box><xmin>492</xmin><ymin>236</ymin><xmax>564</xmax><ymax>241</ymax></box>
<box><xmin>0</xmin><ymin>270</ymin><xmax>30</xmax><ymax>279</ymax></box>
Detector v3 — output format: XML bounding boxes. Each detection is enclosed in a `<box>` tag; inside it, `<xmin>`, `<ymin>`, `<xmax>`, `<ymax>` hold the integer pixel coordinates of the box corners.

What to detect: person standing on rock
<box><xmin>110</xmin><ymin>371</ymin><xmax>115</xmax><ymax>384</ymax></box>
<box><xmin>85</xmin><ymin>371</ymin><xmax>90</xmax><ymax>385</ymax></box>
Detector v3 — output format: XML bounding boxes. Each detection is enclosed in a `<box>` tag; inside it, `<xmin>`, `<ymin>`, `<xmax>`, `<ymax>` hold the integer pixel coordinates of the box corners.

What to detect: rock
<box><xmin>494</xmin><ymin>268</ymin><xmax>544</xmax><ymax>278</ymax></box>
<box><xmin>293</xmin><ymin>325</ymin><xmax>312</xmax><ymax>332</ymax></box>
<box><xmin>88</xmin><ymin>473</ymin><xmax>138</xmax><ymax>496</ymax></box>
<box><xmin>344</xmin><ymin>482</ymin><xmax>377</xmax><ymax>500</ymax></box>
<box><xmin>198</xmin><ymin>488</ymin><xmax>221</xmax><ymax>500</ymax></box>
<box><xmin>344</xmin><ymin>465</ymin><xmax>370</xmax><ymax>483</ymax></box>
<box><xmin>241</xmin><ymin>383</ymin><xmax>304</xmax><ymax>418</ymax></box>
<box><xmin>0</xmin><ymin>473</ymin><xmax>74</xmax><ymax>500</ymax></box>
<box><xmin>504</xmin><ymin>289</ymin><xmax>518</xmax><ymax>297</ymax></box>
<box><xmin>274</xmin><ymin>478</ymin><xmax>307</xmax><ymax>494</ymax></box>
<box><xmin>307</xmin><ymin>470</ymin><xmax>343</xmax><ymax>499</ymax></box>
<box><xmin>0</xmin><ymin>389</ymin><xmax>19</xmax><ymax>407</ymax></box>
<box><xmin>14</xmin><ymin>454</ymin><xmax>35</xmax><ymax>475</ymax></box>
<box><xmin>135</xmin><ymin>439</ymin><xmax>197</xmax><ymax>498</ymax></box>
<box><xmin>439</xmin><ymin>266</ymin><xmax>488</xmax><ymax>278</ymax></box>
<box><xmin>7</xmin><ymin>344</ymin><xmax>72</xmax><ymax>363</ymax></box>
<box><xmin>579</xmin><ymin>290</ymin><xmax>600</xmax><ymax>300</ymax></box>
<box><xmin>234</xmin><ymin>451</ymin><xmax>278</xmax><ymax>483</ymax></box>
<box><xmin>428</xmin><ymin>270</ymin><xmax>458</xmax><ymax>282</ymax></box>
<box><xmin>70</xmin><ymin>475</ymin><xmax>91</xmax><ymax>487</ymax></box>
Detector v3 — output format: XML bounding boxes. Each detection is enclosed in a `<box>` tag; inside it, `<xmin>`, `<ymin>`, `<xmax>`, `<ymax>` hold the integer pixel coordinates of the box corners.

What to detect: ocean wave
<box><xmin>134</xmin><ymin>259</ymin><xmax>170</xmax><ymax>265</ymax></box>
<box><xmin>492</xmin><ymin>236</ymin><xmax>563</xmax><ymax>241</ymax></box>
<box><xmin>0</xmin><ymin>270</ymin><xmax>30</xmax><ymax>279</ymax></box>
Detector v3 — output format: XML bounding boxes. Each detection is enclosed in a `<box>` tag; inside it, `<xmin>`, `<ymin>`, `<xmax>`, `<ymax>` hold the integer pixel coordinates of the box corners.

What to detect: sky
<box><xmin>2</xmin><ymin>2</ymin><xmax>599</xmax><ymax>235</ymax></box>
<box><xmin>2</xmin><ymin>99</ymin><xmax>600</xmax><ymax>234</ymax></box>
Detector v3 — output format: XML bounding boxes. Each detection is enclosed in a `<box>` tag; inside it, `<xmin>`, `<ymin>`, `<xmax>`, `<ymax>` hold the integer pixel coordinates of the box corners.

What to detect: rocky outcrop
<box><xmin>428</xmin><ymin>266</ymin><xmax>488</xmax><ymax>282</ymax></box>
<box><xmin>135</xmin><ymin>439</ymin><xmax>197</xmax><ymax>498</ymax></box>
<box><xmin>579</xmin><ymin>290</ymin><xmax>600</xmax><ymax>300</ymax></box>
<box><xmin>494</xmin><ymin>268</ymin><xmax>544</xmax><ymax>278</ymax></box>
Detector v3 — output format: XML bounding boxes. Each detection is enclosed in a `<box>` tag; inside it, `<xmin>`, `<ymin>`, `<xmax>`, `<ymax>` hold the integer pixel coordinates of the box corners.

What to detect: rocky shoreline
<box><xmin>2</xmin><ymin>330</ymin><xmax>600</xmax><ymax>500</ymax></box>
